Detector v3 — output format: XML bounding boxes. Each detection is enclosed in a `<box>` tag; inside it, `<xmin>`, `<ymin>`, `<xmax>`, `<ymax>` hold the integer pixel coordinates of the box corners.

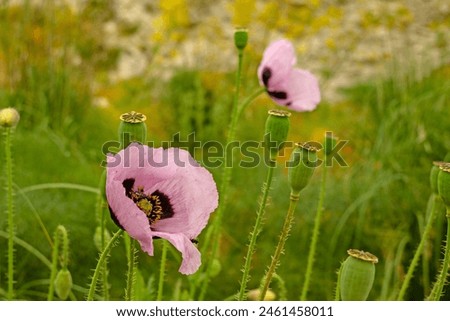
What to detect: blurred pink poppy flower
<box><xmin>106</xmin><ymin>143</ymin><xmax>218</xmax><ymax>275</ymax></box>
<box><xmin>257</xmin><ymin>39</ymin><xmax>321</xmax><ymax>112</ymax></box>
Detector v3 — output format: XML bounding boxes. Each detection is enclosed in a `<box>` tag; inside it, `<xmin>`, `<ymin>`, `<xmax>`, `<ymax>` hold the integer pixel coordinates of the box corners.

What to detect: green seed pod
<box><xmin>118</xmin><ymin>111</ymin><xmax>147</xmax><ymax>148</ymax></box>
<box><xmin>288</xmin><ymin>142</ymin><xmax>319</xmax><ymax>197</ymax></box>
<box><xmin>436</xmin><ymin>162</ymin><xmax>450</xmax><ymax>210</ymax></box>
<box><xmin>234</xmin><ymin>28</ymin><xmax>248</xmax><ymax>51</ymax></box>
<box><xmin>339</xmin><ymin>249</ymin><xmax>378</xmax><ymax>301</ymax></box>
<box><xmin>0</xmin><ymin>107</ymin><xmax>20</xmax><ymax>128</ymax></box>
<box><xmin>264</xmin><ymin>109</ymin><xmax>291</xmax><ymax>162</ymax></box>
<box><xmin>54</xmin><ymin>268</ymin><xmax>73</xmax><ymax>300</ymax></box>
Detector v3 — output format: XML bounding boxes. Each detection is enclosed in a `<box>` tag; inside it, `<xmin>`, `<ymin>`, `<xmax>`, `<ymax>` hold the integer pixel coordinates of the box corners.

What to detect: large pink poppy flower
<box><xmin>257</xmin><ymin>39</ymin><xmax>321</xmax><ymax>112</ymax></box>
<box><xmin>106</xmin><ymin>143</ymin><xmax>218</xmax><ymax>275</ymax></box>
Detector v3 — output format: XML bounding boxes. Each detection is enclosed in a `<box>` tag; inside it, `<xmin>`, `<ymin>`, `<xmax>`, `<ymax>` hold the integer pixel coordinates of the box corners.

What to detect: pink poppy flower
<box><xmin>106</xmin><ymin>143</ymin><xmax>218</xmax><ymax>275</ymax></box>
<box><xmin>257</xmin><ymin>39</ymin><xmax>321</xmax><ymax>112</ymax></box>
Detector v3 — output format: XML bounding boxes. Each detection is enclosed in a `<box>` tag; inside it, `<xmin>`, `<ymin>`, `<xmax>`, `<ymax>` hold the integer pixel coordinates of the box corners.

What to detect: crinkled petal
<box><xmin>269</xmin><ymin>68</ymin><xmax>321</xmax><ymax>112</ymax></box>
<box><xmin>257</xmin><ymin>39</ymin><xmax>296</xmax><ymax>88</ymax></box>
<box><xmin>153</xmin><ymin>231</ymin><xmax>201</xmax><ymax>275</ymax></box>
<box><xmin>106</xmin><ymin>168</ymin><xmax>154</xmax><ymax>256</ymax></box>
<box><xmin>149</xmin><ymin>148</ymin><xmax>219</xmax><ymax>239</ymax></box>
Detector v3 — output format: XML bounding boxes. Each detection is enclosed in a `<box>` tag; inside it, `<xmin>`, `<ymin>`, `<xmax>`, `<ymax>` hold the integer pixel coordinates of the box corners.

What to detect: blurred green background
<box><xmin>0</xmin><ymin>0</ymin><xmax>449</xmax><ymax>300</ymax></box>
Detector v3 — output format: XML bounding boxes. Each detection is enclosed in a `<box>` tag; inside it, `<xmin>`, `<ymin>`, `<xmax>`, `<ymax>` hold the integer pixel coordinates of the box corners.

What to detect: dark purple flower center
<box><xmin>122</xmin><ymin>178</ymin><xmax>174</xmax><ymax>225</ymax></box>
<box><xmin>262</xmin><ymin>67</ymin><xmax>272</xmax><ymax>87</ymax></box>
<box><xmin>262</xmin><ymin>67</ymin><xmax>288</xmax><ymax>103</ymax></box>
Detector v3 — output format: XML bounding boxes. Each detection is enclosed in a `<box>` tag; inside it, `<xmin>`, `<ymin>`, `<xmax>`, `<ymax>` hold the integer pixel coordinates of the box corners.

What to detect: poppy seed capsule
<box><xmin>118</xmin><ymin>111</ymin><xmax>147</xmax><ymax>148</ymax></box>
<box><xmin>339</xmin><ymin>249</ymin><xmax>378</xmax><ymax>301</ymax></box>
<box><xmin>436</xmin><ymin>162</ymin><xmax>450</xmax><ymax>211</ymax></box>
<box><xmin>0</xmin><ymin>107</ymin><xmax>20</xmax><ymax>128</ymax></box>
<box><xmin>288</xmin><ymin>142</ymin><xmax>318</xmax><ymax>197</ymax></box>
<box><xmin>54</xmin><ymin>268</ymin><xmax>73</xmax><ymax>300</ymax></box>
<box><xmin>234</xmin><ymin>28</ymin><xmax>248</xmax><ymax>51</ymax></box>
<box><xmin>264</xmin><ymin>109</ymin><xmax>291</xmax><ymax>162</ymax></box>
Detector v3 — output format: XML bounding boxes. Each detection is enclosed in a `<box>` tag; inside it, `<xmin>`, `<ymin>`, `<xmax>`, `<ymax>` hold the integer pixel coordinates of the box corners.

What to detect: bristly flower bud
<box><xmin>264</xmin><ymin>109</ymin><xmax>290</xmax><ymax>162</ymax></box>
<box><xmin>288</xmin><ymin>142</ymin><xmax>319</xmax><ymax>197</ymax></box>
<box><xmin>0</xmin><ymin>107</ymin><xmax>20</xmax><ymax>128</ymax></box>
<box><xmin>118</xmin><ymin>111</ymin><xmax>147</xmax><ymax>148</ymax></box>
<box><xmin>247</xmin><ymin>288</ymin><xmax>276</xmax><ymax>301</ymax></box>
<box><xmin>54</xmin><ymin>268</ymin><xmax>73</xmax><ymax>300</ymax></box>
<box><xmin>339</xmin><ymin>249</ymin><xmax>378</xmax><ymax>301</ymax></box>
<box><xmin>436</xmin><ymin>162</ymin><xmax>450</xmax><ymax>211</ymax></box>
<box><xmin>234</xmin><ymin>28</ymin><xmax>248</xmax><ymax>51</ymax></box>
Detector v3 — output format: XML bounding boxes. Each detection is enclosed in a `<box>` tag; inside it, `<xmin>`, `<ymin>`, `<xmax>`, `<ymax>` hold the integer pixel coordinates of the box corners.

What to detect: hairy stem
<box><xmin>125</xmin><ymin>237</ymin><xmax>137</xmax><ymax>301</ymax></box>
<box><xmin>238</xmin><ymin>163</ymin><xmax>276</xmax><ymax>300</ymax></box>
<box><xmin>198</xmin><ymin>47</ymin><xmax>245</xmax><ymax>300</ymax></box>
<box><xmin>87</xmin><ymin>229</ymin><xmax>123</xmax><ymax>301</ymax></box>
<box><xmin>397</xmin><ymin>195</ymin><xmax>438</xmax><ymax>300</ymax></box>
<box><xmin>300</xmin><ymin>165</ymin><xmax>328</xmax><ymax>300</ymax></box>
<box><xmin>259</xmin><ymin>194</ymin><xmax>299</xmax><ymax>300</ymax></box>
<box><xmin>430</xmin><ymin>209</ymin><xmax>450</xmax><ymax>300</ymax></box>
<box><xmin>157</xmin><ymin>240</ymin><xmax>169</xmax><ymax>301</ymax></box>
<box><xmin>4</xmin><ymin>128</ymin><xmax>15</xmax><ymax>300</ymax></box>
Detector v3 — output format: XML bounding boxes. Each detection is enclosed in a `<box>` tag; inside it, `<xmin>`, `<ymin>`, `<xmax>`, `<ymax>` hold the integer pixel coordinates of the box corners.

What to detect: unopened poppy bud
<box><xmin>210</xmin><ymin>258</ymin><xmax>222</xmax><ymax>278</ymax></box>
<box><xmin>264</xmin><ymin>109</ymin><xmax>290</xmax><ymax>162</ymax></box>
<box><xmin>93</xmin><ymin>226</ymin><xmax>112</xmax><ymax>252</ymax></box>
<box><xmin>247</xmin><ymin>288</ymin><xmax>276</xmax><ymax>301</ymax></box>
<box><xmin>0</xmin><ymin>107</ymin><xmax>20</xmax><ymax>128</ymax></box>
<box><xmin>234</xmin><ymin>28</ymin><xmax>248</xmax><ymax>51</ymax></box>
<box><xmin>436</xmin><ymin>162</ymin><xmax>450</xmax><ymax>211</ymax></box>
<box><xmin>339</xmin><ymin>249</ymin><xmax>378</xmax><ymax>301</ymax></box>
<box><xmin>118</xmin><ymin>111</ymin><xmax>147</xmax><ymax>148</ymax></box>
<box><xmin>54</xmin><ymin>268</ymin><xmax>73</xmax><ymax>300</ymax></box>
<box><xmin>324</xmin><ymin>131</ymin><xmax>337</xmax><ymax>157</ymax></box>
<box><xmin>288</xmin><ymin>142</ymin><xmax>318</xmax><ymax>197</ymax></box>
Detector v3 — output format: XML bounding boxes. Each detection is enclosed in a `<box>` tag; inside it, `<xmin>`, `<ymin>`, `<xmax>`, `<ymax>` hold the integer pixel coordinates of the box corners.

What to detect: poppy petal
<box><xmin>153</xmin><ymin>231</ymin><xmax>201</xmax><ymax>275</ymax></box>
<box><xmin>269</xmin><ymin>69</ymin><xmax>321</xmax><ymax>112</ymax></box>
<box><xmin>257</xmin><ymin>39</ymin><xmax>296</xmax><ymax>88</ymax></box>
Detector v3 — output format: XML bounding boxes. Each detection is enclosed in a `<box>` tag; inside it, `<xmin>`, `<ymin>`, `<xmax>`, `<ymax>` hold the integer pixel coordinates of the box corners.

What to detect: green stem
<box><xmin>197</xmin><ymin>47</ymin><xmax>245</xmax><ymax>300</ymax></box>
<box><xmin>334</xmin><ymin>264</ymin><xmax>342</xmax><ymax>301</ymax></box>
<box><xmin>237</xmin><ymin>87</ymin><xmax>266</xmax><ymax>118</ymax></box>
<box><xmin>47</xmin><ymin>228</ymin><xmax>61</xmax><ymax>301</ymax></box>
<box><xmin>300</xmin><ymin>165</ymin><xmax>328</xmax><ymax>300</ymax></box>
<box><xmin>397</xmin><ymin>194</ymin><xmax>438</xmax><ymax>300</ymax></box>
<box><xmin>4</xmin><ymin>127</ymin><xmax>15</xmax><ymax>300</ymax></box>
<box><xmin>95</xmin><ymin>170</ymin><xmax>109</xmax><ymax>300</ymax></box>
<box><xmin>125</xmin><ymin>237</ymin><xmax>137</xmax><ymax>301</ymax></box>
<box><xmin>47</xmin><ymin>225</ymin><xmax>69</xmax><ymax>301</ymax></box>
<box><xmin>157</xmin><ymin>240</ymin><xmax>168</xmax><ymax>301</ymax></box>
<box><xmin>259</xmin><ymin>194</ymin><xmax>299</xmax><ymax>300</ymax></box>
<box><xmin>431</xmin><ymin>208</ymin><xmax>450</xmax><ymax>300</ymax></box>
<box><xmin>87</xmin><ymin>229</ymin><xmax>123</xmax><ymax>301</ymax></box>
<box><xmin>238</xmin><ymin>163</ymin><xmax>276</xmax><ymax>300</ymax></box>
